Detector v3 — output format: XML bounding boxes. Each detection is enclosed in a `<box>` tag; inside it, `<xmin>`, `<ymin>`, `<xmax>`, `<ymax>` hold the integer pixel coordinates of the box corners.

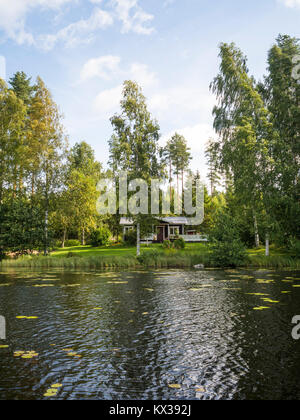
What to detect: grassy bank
<box><xmin>1</xmin><ymin>243</ymin><xmax>299</xmax><ymax>269</ymax></box>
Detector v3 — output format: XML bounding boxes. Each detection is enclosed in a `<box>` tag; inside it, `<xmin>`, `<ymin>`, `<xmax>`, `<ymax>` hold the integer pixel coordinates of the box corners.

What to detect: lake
<box><xmin>0</xmin><ymin>268</ymin><xmax>300</xmax><ymax>400</ymax></box>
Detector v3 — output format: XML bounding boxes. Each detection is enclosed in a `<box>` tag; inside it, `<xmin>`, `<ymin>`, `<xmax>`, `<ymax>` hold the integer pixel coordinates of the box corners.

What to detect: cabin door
<box><xmin>157</xmin><ymin>227</ymin><xmax>164</xmax><ymax>243</ymax></box>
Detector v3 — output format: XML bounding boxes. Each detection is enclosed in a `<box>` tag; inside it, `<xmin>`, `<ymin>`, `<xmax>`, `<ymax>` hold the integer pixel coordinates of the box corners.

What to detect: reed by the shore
<box><xmin>1</xmin><ymin>248</ymin><xmax>299</xmax><ymax>269</ymax></box>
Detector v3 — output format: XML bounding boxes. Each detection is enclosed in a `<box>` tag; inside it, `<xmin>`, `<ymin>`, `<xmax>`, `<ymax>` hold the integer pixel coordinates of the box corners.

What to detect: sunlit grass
<box><xmin>1</xmin><ymin>243</ymin><xmax>299</xmax><ymax>269</ymax></box>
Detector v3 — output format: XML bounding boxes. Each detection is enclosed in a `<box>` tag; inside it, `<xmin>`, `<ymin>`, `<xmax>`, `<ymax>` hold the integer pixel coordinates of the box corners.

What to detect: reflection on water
<box><xmin>0</xmin><ymin>268</ymin><xmax>300</xmax><ymax>400</ymax></box>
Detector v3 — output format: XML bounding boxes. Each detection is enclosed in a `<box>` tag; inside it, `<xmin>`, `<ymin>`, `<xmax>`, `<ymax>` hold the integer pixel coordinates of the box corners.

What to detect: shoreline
<box><xmin>1</xmin><ymin>253</ymin><xmax>299</xmax><ymax>270</ymax></box>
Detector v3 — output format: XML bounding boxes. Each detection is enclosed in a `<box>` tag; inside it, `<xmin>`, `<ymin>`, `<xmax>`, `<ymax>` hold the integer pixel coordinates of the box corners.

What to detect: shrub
<box><xmin>53</xmin><ymin>240</ymin><xmax>62</xmax><ymax>249</ymax></box>
<box><xmin>137</xmin><ymin>249</ymin><xmax>160</xmax><ymax>265</ymax></box>
<box><xmin>174</xmin><ymin>238</ymin><xmax>186</xmax><ymax>249</ymax></box>
<box><xmin>209</xmin><ymin>210</ymin><xmax>247</xmax><ymax>267</ymax></box>
<box><xmin>67</xmin><ymin>252</ymin><xmax>82</xmax><ymax>258</ymax></box>
<box><xmin>124</xmin><ymin>229</ymin><xmax>137</xmax><ymax>246</ymax></box>
<box><xmin>64</xmin><ymin>239</ymin><xmax>81</xmax><ymax>247</ymax></box>
<box><xmin>90</xmin><ymin>226</ymin><xmax>111</xmax><ymax>247</ymax></box>
<box><xmin>290</xmin><ymin>239</ymin><xmax>300</xmax><ymax>258</ymax></box>
<box><xmin>162</xmin><ymin>240</ymin><xmax>172</xmax><ymax>249</ymax></box>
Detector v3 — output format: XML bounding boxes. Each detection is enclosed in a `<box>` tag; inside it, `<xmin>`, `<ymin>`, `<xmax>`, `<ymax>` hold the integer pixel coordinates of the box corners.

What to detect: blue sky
<box><xmin>0</xmin><ymin>0</ymin><xmax>299</xmax><ymax>177</ymax></box>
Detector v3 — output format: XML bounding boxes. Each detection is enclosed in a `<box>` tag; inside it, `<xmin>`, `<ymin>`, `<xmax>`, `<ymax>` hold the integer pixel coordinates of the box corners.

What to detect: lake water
<box><xmin>0</xmin><ymin>268</ymin><xmax>300</xmax><ymax>400</ymax></box>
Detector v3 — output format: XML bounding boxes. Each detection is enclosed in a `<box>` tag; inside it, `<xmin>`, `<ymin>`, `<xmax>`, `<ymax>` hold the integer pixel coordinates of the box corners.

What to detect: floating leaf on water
<box><xmin>168</xmin><ymin>384</ymin><xmax>181</xmax><ymax>389</ymax></box>
<box><xmin>130</xmin><ymin>310</ymin><xmax>135</xmax><ymax>313</ymax></box>
<box><xmin>14</xmin><ymin>351</ymin><xmax>24</xmax><ymax>356</ymax></box>
<box><xmin>144</xmin><ymin>288</ymin><xmax>154</xmax><ymax>292</ymax></box>
<box><xmin>195</xmin><ymin>386</ymin><xmax>205</xmax><ymax>393</ymax></box>
<box><xmin>0</xmin><ymin>283</ymin><xmax>11</xmax><ymax>287</ymax></box>
<box><xmin>256</xmin><ymin>279</ymin><xmax>274</xmax><ymax>284</ymax></box>
<box><xmin>44</xmin><ymin>388</ymin><xmax>58</xmax><ymax>397</ymax></box>
<box><xmin>293</xmin><ymin>285</ymin><xmax>300</xmax><ymax>288</ymax></box>
<box><xmin>0</xmin><ymin>345</ymin><xmax>9</xmax><ymax>348</ymax></box>
<box><xmin>246</xmin><ymin>293</ymin><xmax>269</xmax><ymax>296</ymax></box>
<box><xmin>261</xmin><ymin>298</ymin><xmax>280</xmax><ymax>303</ymax></box>
<box><xmin>93</xmin><ymin>308</ymin><xmax>103</xmax><ymax>310</ymax></box>
<box><xmin>281</xmin><ymin>291</ymin><xmax>291</xmax><ymax>294</ymax></box>
<box><xmin>51</xmin><ymin>385</ymin><xmax>62</xmax><ymax>389</ymax></box>
<box><xmin>142</xmin><ymin>312</ymin><xmax>149</xmax><ymax>315</ymax></box>
<box><xmin>33</xmin><ymin>284</ymin><xmax>55</xmax><ymax>287</ymax></box>
<box><xmin>67</xmin><ymin>352</ymin><xmax>77</xmax><ymax>357</ymax></box>
<box><xmin>61</xmin><ymin>284</ymin><xmax>81</xmax><ymax>288</ymax></box>
<box><xmin>107</xmin><ymin>281</ymin><xmax>128</xmax><ymax>285</ymax></box>
<box><xmin>253</xmin><ymin>307</ymin><xmax>271</xmax><ymax>311</ymax></box>
<box><xmin>20</xmin><ymin>351</ymin><xmax>39</xmax><ymax>359</ymax></box>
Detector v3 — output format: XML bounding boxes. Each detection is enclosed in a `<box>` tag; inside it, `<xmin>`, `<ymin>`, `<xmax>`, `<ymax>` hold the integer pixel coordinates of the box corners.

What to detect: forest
<box><xmin>0</xmin><ymin>34</ymin><xmax>299</xmax><ymax>267</ymax></box>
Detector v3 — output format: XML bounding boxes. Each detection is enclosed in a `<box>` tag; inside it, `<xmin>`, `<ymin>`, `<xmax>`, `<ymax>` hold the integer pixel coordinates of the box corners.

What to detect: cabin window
<box><xmin>169</xmin><ymin>226</ymin><xmax>180</xmax><ymax>236</ymax></box>
<box><xmin>124</xmin><ymin>226</ymin><xmax>134</xmax><ymax>233</ymax></box>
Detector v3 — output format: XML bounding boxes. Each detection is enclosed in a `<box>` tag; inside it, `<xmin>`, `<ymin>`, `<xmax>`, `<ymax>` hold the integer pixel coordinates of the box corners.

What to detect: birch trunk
<box><xmin>253</xmin><ymin>213</ymin><xmax>260</xmax><ymax>248</ymax></box>
<box><xmin>265</xmin><ymin>233</ymin><xmax>270</xmax><ymax>257</ymax></box>
<box><xmin>62</xmin><ymin>229</ymin><xmax>66</xmax><ymax>248</ymax></box>
<box><xmin>137</xmin><ymin>223</ymin><xmax>141</xmax><ymax>257</ymax></box>
<box><xmin>44</xmin><ymin>209</ymin><xmax>48</xmax><ymax>256</ymax></box>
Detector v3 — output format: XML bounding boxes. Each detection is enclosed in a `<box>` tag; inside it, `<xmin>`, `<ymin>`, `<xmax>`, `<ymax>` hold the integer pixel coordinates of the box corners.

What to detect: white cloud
<box><xmin>0</xmin><ymin>56</ymin><xmax>6</xmax><ymax>80</ymax></box>
<box><xmin>38</xmin><ymin>8</ymin><xmax>113</xmax><ymax>50</ymax></box>
<box><xmin>128</xmin><ymin>62</ymin><xmax>158</xmax><ymax>87</ymax></box>
<box><xmin>81</xmin><ymin>54</ymin><xmax>158</xmax><ymax>86</ymax></box>
<box><xmin>93</xmin><ymin>84</ymin><xmax>123</xmax><ymax>116</ymax></box>
<box><xmin>112</xmin><ymin>0</ymin><xmax>154</xmax><ymax>35</ymax></box>
<box><xmin>0</xmin><ymin>0</ymin><xmax>73</xmax><ymax>45</ymax></box>
<box><xmin>149</xmin><ymin>86</ymin><xmax>215</xmax><ymax>124</ymax></box>
<box><xmin>279</xmin><ymin>0</ymin><xmax>300</xmax><ymax>7</ymax></box>
<box><xmin>80</xmin><ymin>55</ymin><xmax>121</xmax><ymax>81</ymax></box>
<box><xmin>0</xmin><ymin>0</ymin><xmax>154</xmax><ymax>49</ymax></box>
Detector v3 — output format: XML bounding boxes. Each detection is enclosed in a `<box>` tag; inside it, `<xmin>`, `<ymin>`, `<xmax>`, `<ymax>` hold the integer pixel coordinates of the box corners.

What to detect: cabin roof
<box><xmin>120</xmin><ymin>217</ymin><xmax>190</xmax><ymax>225</ymax></box>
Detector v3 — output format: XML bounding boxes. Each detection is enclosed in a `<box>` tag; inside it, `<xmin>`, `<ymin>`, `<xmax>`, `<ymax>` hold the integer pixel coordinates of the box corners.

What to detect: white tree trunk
<box><xmin>44</xmin><ymin>209</ymin><xmax>48</xmax><ymax>256</ymax></box>
<box><xmin>265</xmin><ymin>233</ymin><xmax>270</xmax><ymax>257</ymax></box>
<box><xmin>253</xmin><ymin>214</ymin><xmax>260</xmax><ymax>248</ymax></box>
<box><xmin>62</xmin><ymin>229</ymin><xmax>66</xmax><ymax>248</ymax></box>
<box><xmin>137</xmin><ymin>223</ymin><xmax>141</xmax><ymax>256</ymax></box>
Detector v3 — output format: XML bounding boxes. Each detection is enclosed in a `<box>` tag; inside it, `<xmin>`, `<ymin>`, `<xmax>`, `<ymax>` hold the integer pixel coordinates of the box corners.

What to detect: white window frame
<box><xmin>169</xmin><ymin>226</ymin><xmax>180</xmax><ymax>237</ymax></box>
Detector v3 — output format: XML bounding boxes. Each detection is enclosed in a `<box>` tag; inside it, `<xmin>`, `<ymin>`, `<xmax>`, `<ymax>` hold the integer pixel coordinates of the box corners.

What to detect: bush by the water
<box><xmin>137</xmin><ymin>249</ymin><xmax>160</xmax><ymax>265</ymax></box>
<box><xmin>209</xmin><ymin>210</ymin><xmax>247</xmax><ymax>267</ymax></box>
<box><xmin>90</xmin><ymin>226</ymin><xmax>111</xmax><ymax>247</ymax></box>
<box><xmin>174</xmin><ymin>238</ymin><xmax>186</xmax><ymax>249</ymax></box>
<box><xmin>124</xmin><ymin>230</ymin><xmax>137</xmax><ymax>246</ymax></box>
<box><xmin>64</xmin><ymin>239</ymin><xmax>81</xmax><ymax>247</ymax></box>
<box><xmin>162</xmin><ymin>240</ymin><xmax>172</xmax><ymax>249</ymax></box>
<box><xmin>162</xmin><ymin>238</ymin><xmax>186</xmax><ymax>250</ymax></box>
<box><xmin>290</xmin><ymin>239</ymin><xmax>300</xmax><ymax>258</ymax></box>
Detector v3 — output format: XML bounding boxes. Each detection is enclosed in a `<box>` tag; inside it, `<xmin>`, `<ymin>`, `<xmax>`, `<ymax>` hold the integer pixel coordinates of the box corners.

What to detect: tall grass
<box><xmin>246</xmin><ymin>255</ymin><xmax>300</xmax><ymax>269</ymax></box>
<box><xmin>1</xmin><ymin>249</ymin><xmax>299</xmax><ymax>269</ymax></box>
<box><xmin>0</xmin><ymin>255</ymin><xmax>138</xmax><ymax>269</ymax></box>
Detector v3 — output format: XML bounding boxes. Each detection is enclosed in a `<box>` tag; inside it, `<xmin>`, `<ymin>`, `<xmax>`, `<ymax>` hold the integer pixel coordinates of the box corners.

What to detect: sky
<box><xmin>0</xmin><ymin>0</ymin><xmax>299</xmax><ymax>179</ymax></box>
